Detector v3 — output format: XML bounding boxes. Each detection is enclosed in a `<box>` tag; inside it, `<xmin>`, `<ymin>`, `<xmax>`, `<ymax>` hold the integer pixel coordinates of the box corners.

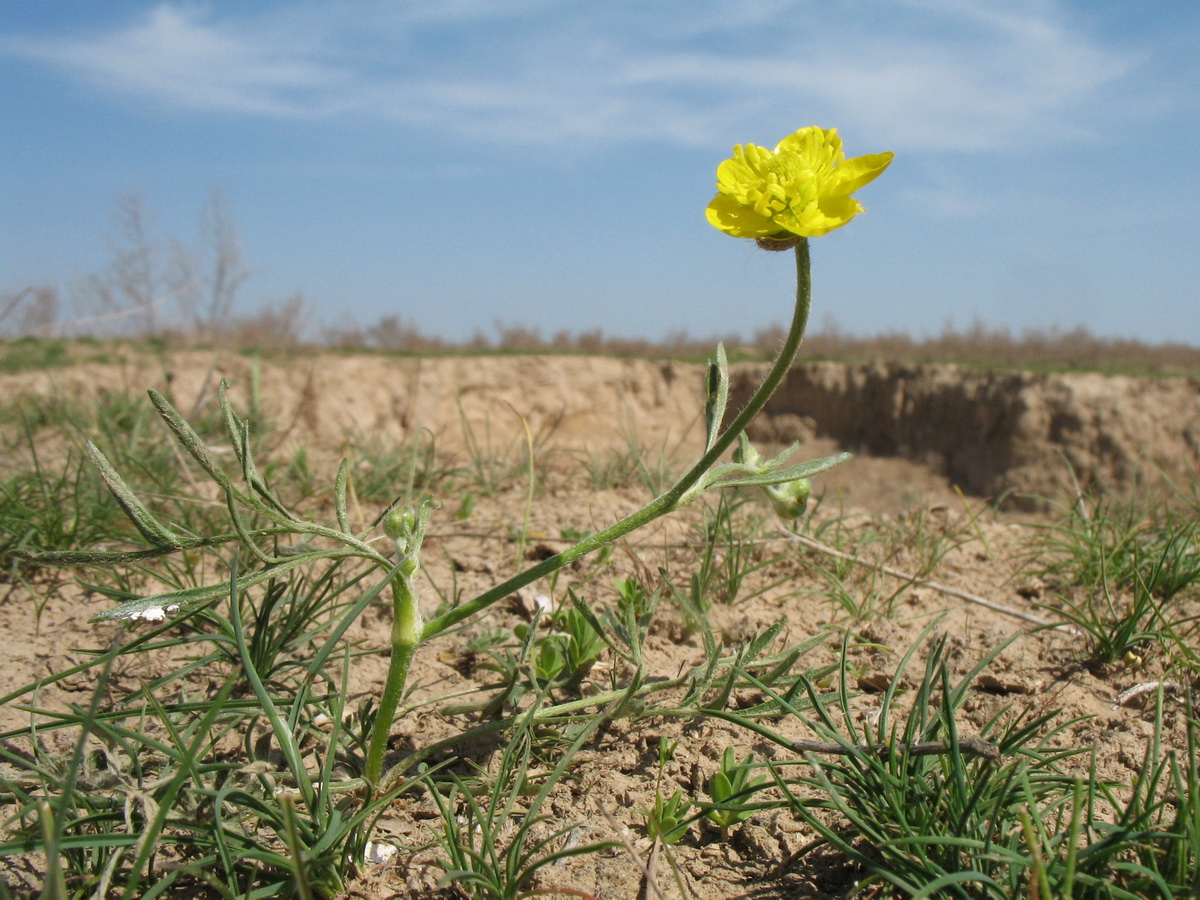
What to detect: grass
<box><xmin>748</xmin><ymin>631</ymin><xmax>1200</xmax><ymax>898</ymax></box>
<box><xmin>1026</xmin><ymin>486</ymin><xmax>1200</xmax><ymax>668</ymax></box>
<box><xmin>425</xmin><ymin>703</ymin><xmax>618</xmax><ymax>900</ymax></box>
<box><xmin>791</xmin><ymin>501</ymin><xmax>977</xmax><ymax>622</ymax></box>
<box><xmin>0</xmin><ymin>597</ymin><xmax>412</xmax><ymax>898</ymax></box>
<box><xmin>0</xmin><ymin>338</ymin><xmax>86</xmax><ymax>375</ymax></box>
<box><xmin>1</xmin><ymin>356</ymin><xmax>1198</xmax><ymax>899</ymax></box>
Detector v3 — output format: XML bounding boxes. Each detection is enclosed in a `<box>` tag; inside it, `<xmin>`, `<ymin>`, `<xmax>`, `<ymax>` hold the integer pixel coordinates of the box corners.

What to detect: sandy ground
<box><xmin>2</xmin><ymin>350</ymin><xmax>1198</xmax><ymax>899</ymax></box>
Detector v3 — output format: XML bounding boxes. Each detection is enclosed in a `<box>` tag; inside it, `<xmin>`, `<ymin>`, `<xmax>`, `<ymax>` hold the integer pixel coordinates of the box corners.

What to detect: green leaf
<box><xmin>709</xmin><ymin>771</ymin><xmax>733</xmax><ymax>804</ymax></box>
<box><xmin>85</xmin><ymin>441</ymin><xmax>183</xmax><ymax>549</ymax></box>
<box><xmin>147</xmin><ymin>389</ymin><xmax>234</xmax><ymax>490</ymax></box>
<box><xmin>704</xmin><ymin>343</ymin><xmax>730</xmax><ymax>452</ymax></box>
<box><xmin>707</xmin><ymin>452</ymin><xmax>852</xmax><ymax>490</ymax></box>
<box><xmin>87</xmin><ymin>550</ymin><xmax>351</xmax><ymax>622</ymax></box>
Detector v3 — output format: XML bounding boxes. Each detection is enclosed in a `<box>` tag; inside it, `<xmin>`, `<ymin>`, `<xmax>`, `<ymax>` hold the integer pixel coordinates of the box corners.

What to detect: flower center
<box><xmin>730</xmin><ymin>143</ymin><xmax>834</xmax><ymax>223</ymax></box>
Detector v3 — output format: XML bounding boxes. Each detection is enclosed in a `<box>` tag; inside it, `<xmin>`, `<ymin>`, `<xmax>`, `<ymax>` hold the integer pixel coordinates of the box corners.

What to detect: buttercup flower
<box><xmin>706</xmin><ymin>126</ymin><xmax>893</xmax><ymax>242</ymax></box>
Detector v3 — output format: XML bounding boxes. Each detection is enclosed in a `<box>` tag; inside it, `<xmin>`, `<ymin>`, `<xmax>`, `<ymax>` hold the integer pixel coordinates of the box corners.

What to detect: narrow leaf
<box><xmin>334</xmin><ymin>458</ymin><xmax>351</xmax><ymax>534</ymax></box>
<box><xmin>147</xmin><ymin>389</ymin><xmax>233</xmax><ymax>490</ymax></box>
<box><xmin>87</xmin><ymin>550</ymin><xmax>354</xmax><ymax>622</ymax></box>
<box><xmin>708</xmin><ymin>452</ymin><xmax>852</xmax><ymax>490</ymax></box>
<box><xmin>85</xmin><ymin>442</ymin><xmax>182</xmax><ymax>549</ymax></box>
<box><xmin>704</xmin><ymin>343</ymin><xmax>730</xmax><ymax>452</ymax></box>
<box><xmin>10</xmin><ymin>526</ymin><xmax>297</xmax><ymax>567</ymax></box>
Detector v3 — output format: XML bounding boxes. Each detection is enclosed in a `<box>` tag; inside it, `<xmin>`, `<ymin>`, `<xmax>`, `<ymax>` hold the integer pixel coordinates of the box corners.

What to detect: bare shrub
<box><xmin>227</xmin><ymin>292</ymin><xmax>308</xmax><ymax>349</ymax></box>
<box><xmin>311</xmin><ymin>314</ymin><xmax>1200</xmax><ymax>373</ymax></box>
<box><xmin>72</xmin><ymin>192</ymin><xmax>179</xmax><ymax>338</ymax></box>
<box><xmin>174</xmin><ymin>189</ymin><xmax>250</xmax><ymax>344</ymax></box>
<box><xmin>494</xmin><ymin>321</ymin><xmax>544</xmax><ymax>351</ymax></box>
<box><xmin>50</xmin><ymin>190</ymin><xmax>249</xmax><ymax>343</ymax></box>
<box><xmin>0</xmin><ymin>286</ymin><xmax>60</xmax><ymax>337</ymax></box>
<box><xmin>323</xmin><ymin>315</ymin><xmax>453</xmax><ymax>353</ymax></box>
<box><xmin>793</xmin><ymin>320</ymin><xmax>1200</xmax><ymax>373</ymax></box>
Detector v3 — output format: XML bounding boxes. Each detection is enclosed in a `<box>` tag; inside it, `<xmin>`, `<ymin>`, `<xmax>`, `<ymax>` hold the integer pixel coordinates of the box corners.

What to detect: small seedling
<box><xmin>513</xmin><ymin>600</ymin><xmax>606</xmax><ymax>693</ymax></box>
<box><xmin>645</xmin><ymin>788</ymin><xmax>694</xmax><ymax>846</ymax></box>
<box><xmin>705</xmin><ymin>747</ymin><xmax>769</xmax><ymax>840</ymax></box>
<box><xmin>639</xmin><ymin>738</ymin><xmax>694</xmax><ymax>846</ymax></box>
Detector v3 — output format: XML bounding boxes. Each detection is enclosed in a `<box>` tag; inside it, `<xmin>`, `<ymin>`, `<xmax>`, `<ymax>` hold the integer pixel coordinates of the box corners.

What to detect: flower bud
<box><xmin>765</xmin><ymin>478</ymin><xmax>811</xmax><ymax>519</ymax></box>
<box><xmin>383</xmin><ymin>507</ymin><xmax>416</xmax><ymax>542</ymax></box>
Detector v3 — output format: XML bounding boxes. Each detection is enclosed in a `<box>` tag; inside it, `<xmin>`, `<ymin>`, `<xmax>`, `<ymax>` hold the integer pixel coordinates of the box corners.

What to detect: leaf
<box><xmin>707</xmin><ymin>452</ymin><xmax>852</xmax><ymax>490</ymax></box>
<box><xmin>704</xmin><ymin>343</ymin><xmax>730</xmax><ymax>452</ymax></box>
<box><xmin>88</xmin><ymin>551</ymin><xmax>345</xmax><ymax>622</ymax></box>
<box><xmin>85</xmin><ymin>442</ymin><xmax>183</xmax><ymax>549</ymax></box>
<box><xmin>147</xmin><ymin>389</ymin><xmax>233</xmax><ymax>490</ymax></box>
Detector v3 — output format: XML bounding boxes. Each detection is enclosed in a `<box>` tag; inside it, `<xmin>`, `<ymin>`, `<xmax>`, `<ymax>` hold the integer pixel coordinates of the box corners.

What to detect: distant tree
<box><xmin>176</xmin><ymin>188</ymin><xmax>250</xmax><ymax>342</ymax></box>
<box><xmin>77</xmin><ymin>192</ymin><xmax>173</xmax><ymax>337</ymax></box>
<box><xmin>0</xmin><ymin>286</ymin><xmax>60</xmax><ymax>337</ymax></box>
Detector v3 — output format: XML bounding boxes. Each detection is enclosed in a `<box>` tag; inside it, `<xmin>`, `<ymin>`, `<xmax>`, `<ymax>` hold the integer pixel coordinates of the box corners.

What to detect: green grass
<box><xmin>1026</xmin><ymin>487</ymin><xmax>1200</xmax><ymax>668</ymax></box>
<box><xmin>425</xmin><ymin>704</ymin><xmax>618</xmax><ymax>899</ymax></box>
<box><xmin>0</xmin><ymin>338</ymin><xmax>79</xmax><ymax>375</ymax></box>
<box><xmin>707</xmin><ymin>628</ymin><xmax>1200</xmax><ymax>898</ymax></box>
<box><xmin>0</xmin><ymin>585</ymin><xmax>413</xmax><ymax>898</ymax></box>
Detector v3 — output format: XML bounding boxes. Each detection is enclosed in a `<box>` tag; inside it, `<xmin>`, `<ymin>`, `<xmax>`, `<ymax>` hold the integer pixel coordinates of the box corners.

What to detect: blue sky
<box><xmin>3</xmin><ymin>1</ymin><xmax>1198</xmax><ymax>344</ymax></box>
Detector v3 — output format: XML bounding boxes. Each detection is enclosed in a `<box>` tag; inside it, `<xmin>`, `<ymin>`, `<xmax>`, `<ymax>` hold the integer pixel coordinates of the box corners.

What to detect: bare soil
<box><xmin>2</xmin><ymin>351</ymin><xmax>1199</xmax><ymax>899</ymax></box>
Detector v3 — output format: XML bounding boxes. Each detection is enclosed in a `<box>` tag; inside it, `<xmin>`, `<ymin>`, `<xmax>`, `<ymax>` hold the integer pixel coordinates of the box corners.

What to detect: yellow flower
<box><xmin>706</xmin><ymin>126</ymin><xmax>893</xmax><ymax>240</ymax></box>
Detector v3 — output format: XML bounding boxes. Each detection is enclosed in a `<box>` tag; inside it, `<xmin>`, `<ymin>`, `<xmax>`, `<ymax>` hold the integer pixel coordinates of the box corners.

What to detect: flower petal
<box><xmin>706</xmin><ymin>193</ymin><xmax>784</xmax><ymax>238</ymax></box>
<box><xmin>775</xmin><ymin>196</ymin><xmax>863</xmax><ymax>238</ymax></box>
<box><xmin>775</xmin><ymin>126</ymin><xmax>843</xmax><ymax>171</ymax></box>
<box><xmin>829</xmin><ymin>152</ymin><xmax>895</xmax><ymax>196</ymax></box>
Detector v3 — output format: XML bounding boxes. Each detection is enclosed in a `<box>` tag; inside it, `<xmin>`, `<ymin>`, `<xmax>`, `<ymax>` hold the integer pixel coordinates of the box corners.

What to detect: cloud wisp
<box><xmin>2</xmin><ymin>4</ymin><xmax>357</xmax><ymax>118</ymax></box>
<box><xmin>2</xmin><ymin>0</ymin><xmax>1139</xmax><ymax>152</ymax></box>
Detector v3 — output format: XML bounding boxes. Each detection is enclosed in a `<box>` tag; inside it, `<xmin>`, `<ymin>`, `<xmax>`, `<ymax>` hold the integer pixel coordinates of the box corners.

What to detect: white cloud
<box><xmin>2</xmin><ymin>4</ymin><xmax>357</xmax><ymax>117</ymax></box>
<box><xmin>0</xmin><ymin>0</ymin><xmax>1141</xmax><ymax>152</ymax></box>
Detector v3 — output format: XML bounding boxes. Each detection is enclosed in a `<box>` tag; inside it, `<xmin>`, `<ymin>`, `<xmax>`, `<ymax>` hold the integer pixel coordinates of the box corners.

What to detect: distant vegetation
<box><xmin>4</xmin><ymin>189</ymin><xmax>1198</xmax><ymax>375</ymax></box>
<box><xmin>4</xmin><ymin>309</ymin><xmax>1200</xmax><ymax>377</ymax></box>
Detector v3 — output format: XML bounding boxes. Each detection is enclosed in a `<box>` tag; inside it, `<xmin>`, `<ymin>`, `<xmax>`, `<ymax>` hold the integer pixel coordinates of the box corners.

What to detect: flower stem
<box><xmin>421</xmin><ymin>239</ymin><xmax>811</xmax><ymax>640</ymax></box>
<box><xmin>365</xmin><ymin>570</ymin><xmax>422</xmax><ymax>786</ymax></box>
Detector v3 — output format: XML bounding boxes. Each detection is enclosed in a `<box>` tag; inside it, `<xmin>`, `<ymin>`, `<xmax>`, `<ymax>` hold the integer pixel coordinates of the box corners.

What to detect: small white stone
<box><xmin>364</xmin><ymin>840</ymin><xmax>398</xmax><ymax>865</ymax></box>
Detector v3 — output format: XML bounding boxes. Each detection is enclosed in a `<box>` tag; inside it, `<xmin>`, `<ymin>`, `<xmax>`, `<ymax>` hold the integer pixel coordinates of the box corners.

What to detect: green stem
<box><xmin>365</xmin><ymin>570</ymin><xmax>422</xmax><ymax>785</ymax></box>
<box><xmin>422</xmin><ymin>239</ymin><xmax>811</xmax><ymax>641</ymax></box>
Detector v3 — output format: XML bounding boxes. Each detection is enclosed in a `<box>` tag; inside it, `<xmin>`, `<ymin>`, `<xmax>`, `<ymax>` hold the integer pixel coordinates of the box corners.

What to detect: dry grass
<box><xmin>5</xmin><ymin>295</ymin><xmax>1199</xmax><ymax>377</ymax></box>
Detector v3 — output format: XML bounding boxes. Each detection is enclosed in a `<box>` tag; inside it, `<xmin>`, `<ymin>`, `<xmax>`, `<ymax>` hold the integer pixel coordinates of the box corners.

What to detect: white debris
<box><xmin>129</xmin><ymin>603</ymin><xmax>180</xmax><ymax>622</ymax></box>
<box><xmin>555</xmin><ymin>826</ymin><xmax>582</xmax><ymax>865</ymax></box>
<box><xmin>364</xmin><ymin>840</ymin><xmax>398</xmax><ymax>865</ymax></box>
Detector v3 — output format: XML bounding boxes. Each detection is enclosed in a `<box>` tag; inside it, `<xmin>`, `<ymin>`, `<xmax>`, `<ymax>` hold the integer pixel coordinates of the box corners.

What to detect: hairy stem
<box><xmin>365</xmin><ymin>570</ymin><xmax>422</xmax><ymax>786</ymax></box>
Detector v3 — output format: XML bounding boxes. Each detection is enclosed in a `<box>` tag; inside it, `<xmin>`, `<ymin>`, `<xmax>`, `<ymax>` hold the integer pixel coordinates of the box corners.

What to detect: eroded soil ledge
<box><xmin>735</xmin><ymin>360</ymin><xmax>1200</xmax><ymax>505</ymax></box>
<box><xmin>8</xmin><ymin>351</ymin><xmax>1198</xmax><ymax>504</ymax></box>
